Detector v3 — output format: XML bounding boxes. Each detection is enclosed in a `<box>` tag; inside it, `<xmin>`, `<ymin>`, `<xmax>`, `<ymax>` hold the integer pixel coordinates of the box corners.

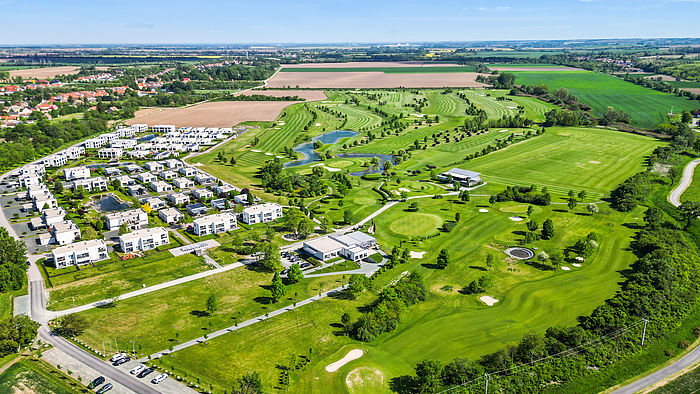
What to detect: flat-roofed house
<box><xmin>192</xmin><ymin>213</ymin><xmax>237</xmax><ymax>236</ymax></box>
<box><xmin>173</xmin><ymin>177</ymin><xmax>194</xmax><ymax>189</ymax></box>
<box><xmin>149</xmin><ymin>181</ymin><xmax>172</xmax><ymax>193</ymax></box>
<box><xmin>52</xmin><ymin>239</ymin><xmax>108</xmax><ymax>269</ymax></box>
<box><xmin>303</xmin><ymin>231</ymin><xmax>377</xmax><ymax>262</ymax></box>
<box><xmin>437</xmin><ymin>168</ymin><xmax>482</xmax><ymax>186</ymax></box>
<box><xmin>158</xmin><ymin>207</ymin><xmax>183</xmax><ymax>224</ymax></box>
<box><xmin>119</xmin><ymin>227</ymin><xmax>169</xmax><ymax>252</ymax></box>
<box><xmin>50</xmin><ymin>220</ymin><xmax>81</xmax><ymax>245</ymax></box>
<box><xmin>105</xmin><ymin>208</ymin><xmax>148</xmax><ymax>230</ymax></box>
<box><xmin>241</xmin><ymin>203</ymin><xmax>283</xmax><ymax>224</ymax></box>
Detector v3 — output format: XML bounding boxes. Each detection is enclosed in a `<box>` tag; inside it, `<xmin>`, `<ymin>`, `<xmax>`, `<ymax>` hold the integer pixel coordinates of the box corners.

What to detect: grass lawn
<box><xmin>0</xmin><ymin>358</ymin><xmax>83</xmax><ymax>393</ymax></box>
<box><xmin>0</xmin><ymin>286</ymin><xmax>27</xmax><ymax>320</ymax></box>
<box><xmin>74</xmin><ymin>265</ymin><xmax>350</xmax><ymax>358</ymax></box>
<box><xmin>509</xmin><ymin>70</ymin><xmax>699</xmax><ymax>128</ymax></box>
<box><xmin>313</xmin><ymin>260</ymin><xmax>360</xmax><ymax>274</ymax></box>
<box><xmin>651</xmin><ymin>365</ymin><xmax>700</xmax><ymax>393</ymax></box>
<box><xmin>47</xmin><ymin>252</ymin><xmax>209</xmax><ymax>310</ymax></box>
<box><xmin>464</xmin><ymin>127</ymin><xmax>660</xmax><ymax>197</ymax></box>
<box><xmin>681</xmin><ymin>167</ymin><xmax>700</xmax><ymax>202</ymax></box>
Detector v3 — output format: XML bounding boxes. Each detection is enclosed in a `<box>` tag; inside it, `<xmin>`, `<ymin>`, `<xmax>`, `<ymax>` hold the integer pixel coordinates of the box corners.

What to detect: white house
<box><xmin>173</xmin><ymin>177</ymin><xmax>194</xmax><ymax>189</ymax></box>
<box><xmin>150</xmin><ymin>181</ymin><xmax>172</xmax><ymax>193</ymax></box>
<box><xmin>213</xmin><ymin>184</ymin><xmax>237</xmax><ymax>196</ymax></box>
<box><xmin>19</xmin><ymin>174</ymin><xmax>42</xmax><ymax>187</ymax></box>
<box><xmin>191</xmin><ymin>188</ymin><xmax>214</xmax><ymax>200</ymax></box>
<box><xmin>64</xmin><ymin>166</ymin><xmax>91</xmax><ymax>181</ymax></box>
<box><xmin>135</xmin><ymin>172</ymin><xmax>156</xmax><ymax>183</ymax></box>
<box><xmin>33</xmin><ymin>192</ymin><xmax>58</xmax><ymax>212</ymax></box>
<box><xmin>144</xmin><ymin>161</ymin><xmax>164</xmax><ymax>172</ymax></box>
<box><xmin>194</xmin><ymin>172</ymin><xmax>215</xmax><ymax>184</ymax></box>
<box><xmin>105</xmin><ymin>208</ymin><xmax>148</xmax><ymax>230</ymax></box>
<box><xmin>166</xmin><ymin>192</ymin><xmax>189</xmax><ymax>205</ymax></box>
<box><xmin>119</xmin><ymin>227</ymin><xmax>169</xmax><ymax>252</ymax></box>
<box><xmin>158</xmin><ymin>170</ymin><xmax>177</xmax><ymax>180</ymax></box>
<box><xmin>152</xmin><ymin>124</ymin><xmax>176</xmax><ymax>133</ymax></box>
<box><xmin>51</xmin><ymin>239</ymin><xmax>109</xmax><ymax>269</ymax></box>
<box><xmin>110</xmin><ymin>139</ymin><xmax>137</xmax><ymax>149</ymax></box>
<box><xmin>241</xmin><ymin>203</ymin><xmax>283</xmax><ymax>224</ymax></box>
<box><xmin>158</xmin><ymin>207</ymin><xmax>183</xmax><ymax>224</ymax></box>
<box><xmin>43</xmin><ymin>154</ymin><xmax>68</xmax><ymax>168</ymax></box>
<box><xmin>71</xmin><ymin>177</ymin><xmax>108</xmax><ymax>192</ymax></box>
<box><xmin>141</xmin><ymin>196</ymin><xmax>167</xmax><ymax>210</ymax></box>
<box><xmin>84</xmin><ymin>137</ymin><xmax>107</xmax><ymax>149</ymax></box>
<box><xmin>115</xmin><ymin>175</ymin><xmax>135</xmax><ymax>187</ymax></box>
<box><xmin>179</xmin><ymin>167</ymin><xmax>197</xmax><ymax>177</ymax></box>
<box><xmin>25</xmin><ymin>184</ymin><xmax>49</xmax><ymax>200</ymax></box>
<box><xmin>98</xmin><ymin>147</ymin><xmax>124</xmax><ymax>160</ymax></box>
<box><xmin>130</xmin><ymin>123</ymin><xmax>148</xmax><ymax>132</ymax></box>
<box><xmin>162</xmin><ymin>159</ymin><xmax>182</xmax><ymax>169</ymax></box>
<box><xmin>192</xmin><ymin>213</ymin><xmax>237</xmax><ymax>236</ymax></box>
<box><xmin>42</xmin><ymin>207</ymin><xmax>67</xmax><ymax>227</ymax></box>
<box><xmin>64</xmin><ymin>146</ymin><xmax>85</xmax><ymax>159</ymax></box>
<box><xmin>50</xmin><ymin>220</ymin><xmax>81</xmax><ymax>245</ymax></box>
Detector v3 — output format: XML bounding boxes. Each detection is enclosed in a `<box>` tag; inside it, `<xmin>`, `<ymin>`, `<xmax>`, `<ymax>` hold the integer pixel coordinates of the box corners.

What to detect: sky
<box><xmin>3</xmin><ymin>0</ymin><xmax>699</xmax><ymax>45</ymax></box>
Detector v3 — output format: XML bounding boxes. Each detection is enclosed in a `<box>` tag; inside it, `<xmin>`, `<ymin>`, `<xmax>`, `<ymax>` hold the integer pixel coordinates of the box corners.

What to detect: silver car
<box><xmin>151</xmin><ymin>373</ymin><xmax>168</xmax><ymax>384</ymax></box>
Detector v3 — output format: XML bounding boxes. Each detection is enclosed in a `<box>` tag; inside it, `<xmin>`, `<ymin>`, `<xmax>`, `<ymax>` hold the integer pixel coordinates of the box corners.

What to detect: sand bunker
<box><xmin>398</xmin><ymin>188</ymin><xmax>411</xmax><ymax>193</ymax></box>
<box><xmin>264</xmin><ymin>152</ymin><xmax>273</xmax><ymax>155</ymax></box>
<box><xmin>509</xmin><ymin>216</ymin><xmax>524</xmax><ymax>221</ymax></box>
<box><xmin>409</xmin><ymin>251</ymin><xmax>426</xmax><ymax>259</ymax></box>
<box><xmin>480</xmin><ymin>296</ymin><xmax>499</xmax><ymax>306</ymax></box>
<box><xmin>498</xmin><ymin>129</ymin><xmax>509</xmax><ymax>132</ymax></box>
<box><xmin>311</xmin><ymin>164</ymin><xmax>342</xmax><ymax>172</ymax></box>
<box><xmin>589</xmin><ymin>161</ymin><xmax>601</xmax><ymax>164</ymax></box>
<box><xmin>251</xmin><ymin>149</ymin><xmax>261</xmax><ymax>152</ymax></box>
<box><xmin>561</xmin><ymin>266</ymin><xmax>571</xmax><ymax>271</ymax></box>
<box><xmin>572</xmin><ymin>263</ymin><xmax>582</xmax><ymax>267</ymax></box>
<box><xmin>478</xmin><ymin>209</ymin><xmax>489</xmax><ymax>213</ymax></box>
<box><xmin>326</xmin><ymin>349</ymin><xmax>364</xmax><ymax>372</ymax></box>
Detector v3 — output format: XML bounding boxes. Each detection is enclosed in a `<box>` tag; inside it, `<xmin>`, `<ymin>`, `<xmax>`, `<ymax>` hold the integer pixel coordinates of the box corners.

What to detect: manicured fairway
<box><xmin>465</xmin><ymin>127</ymin><xmax>660</xmax><ymax>196</ymax></box>
<box><xmin>509</xmin><ymin>70</ymin><xmax>699</xmax><ymax>128</ymax></box>
<box><xmin>159</xmin><ymin>197</ymin><xmax>644</xmax><ymax>392</ymax></box>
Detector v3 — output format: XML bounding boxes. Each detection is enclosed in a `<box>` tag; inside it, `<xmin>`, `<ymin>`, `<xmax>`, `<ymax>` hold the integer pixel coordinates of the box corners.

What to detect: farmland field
<box><xmin>235</xmin><ymin>89</ymin><xmax>328</xmax><ymax>100</ymax></box>
<box><xmin>266</xmin><ymin>71</ymin><xmax>487</xmax><ymax>88</ymax></box>
<box><xmin>125</xmin><ymin>100</ymin><xmax>301</xmax><ymax>127</ymax></box>
<box><xmin>509</xmin><ymin>70</ymin><xmax>699</xmax><ymax>128</ymax></box>
<box><xmin>279</xmin><ymin>66</ymin><xmax>477</xmax><ymax>73</ymax></box>
<box><xmin>8</xmin><ymin>66</ymin><xmax>81</xmax><ymax>79</ymax></box>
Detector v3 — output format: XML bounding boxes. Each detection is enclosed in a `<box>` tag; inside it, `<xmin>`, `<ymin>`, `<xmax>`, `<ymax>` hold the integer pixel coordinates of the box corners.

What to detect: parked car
<box><xmin>88</xmin><ymin>376</ymin><xmax>105</xmax><ymax>389</ymax></box>
<box><xmin>113</xmin><ymin>357</ymin><xmax>130</xmax><ymax>366</ymax></box>
<box><xmin>96</xmin><ymin>383</ymin><xmax>113</xmax><ymax>393</ymax></box>
<box><xmin>300</xmin><ymin>263</ymin><xmax>311</xmax><ymax>268</ymax></box>
<box><xmin>109</xmin><ymin>353</ymin><xmax>126</xmax><ymax>362</ymax></box>
<box><xmin>151</xmin><ymin>373</ymin><xmax>168</xmax><ymax>384</ymax></box>
<box><xmin>130</xmin><ymin>365</ymin><xmax>146</xmax><ymax>375</ymax></box>
<box><xmin>137</xmin><ymin>367</ymin><xmax>155</xmax><ymax>378</ymax></box>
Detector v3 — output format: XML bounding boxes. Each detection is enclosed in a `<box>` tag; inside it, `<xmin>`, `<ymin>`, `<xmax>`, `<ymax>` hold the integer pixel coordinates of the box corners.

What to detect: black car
<box><xmin>96</xmin><ymin>383</ymin><xmax>113</xmax><ymax>393</ymax></box>
<box><xmin>88</xmin><ymin>376</ymin><xmax>105</xmax><ymax>389</ymax></box>
<box><xmin>112</xmin><ymin>357</ymin><xmax>130</xmax><ymax>366</ymax></box>
<box><xmin>137</xmin><ymin>367</ymin><xmax>155</xmax><ymax>378</ymax></box>
<box><xmin>300</xmin><ymin>263</ymin><xmax>311</xmax><ymax>268</ymax></box>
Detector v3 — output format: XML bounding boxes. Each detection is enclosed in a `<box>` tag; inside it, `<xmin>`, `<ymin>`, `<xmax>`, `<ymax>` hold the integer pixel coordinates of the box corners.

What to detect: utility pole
<box><xmin>485</xmin><ymin>373</ymin><xmax>489</xmax><ymax>394</ymax></box>
<box><xmin>130</xmin><ymin>340</ymin><xmax>135</xmax><ymax>354</ymax></box>
<box><xmin>641</xmin><ymin>318</ymin><xmax>650</xmax><ymax>346</ymax></box>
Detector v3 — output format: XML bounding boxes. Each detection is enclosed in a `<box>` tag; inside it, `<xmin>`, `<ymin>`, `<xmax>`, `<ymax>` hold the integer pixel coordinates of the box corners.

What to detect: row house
<box><xmin>241</xmin><ymin>203</ymin><xmax>284</xmax><ymax>225</ymax></box>
<box><xmin>105</xmin><ymin>208</ymin><xmax>148</xmax><ymax>230</ymax></box>
<box><xmin>158</xmin><ymin>207</ymin><xmax>183</xmax><ymax>224</ymax></box>
<box><xmin>52</xmin><ymin>239</ymin><xmax>108</xmax><ymax>269</ymax></box>
<box><xmin>119</xmin><ymin>227</ymin><xmax>169</xmax><ymax>252</ymax></box>
<box><xmin>64</xmin><ymin>166</ymin><xmax>91</xmax><ymax>181</ymax></box>
<box><xmin>110</xmin><ymin>139</ymin><xmax>137</xmax><ymax>149</ymax></box>
<box><xmin>71</xmin><ymin>177</ymin><xmax>108</xmax><ymax>192</ymax></box>
<box><xmin>192</xmin><ymin>213</ymin><xmax>237</xmax><ymax>236</ymax></box>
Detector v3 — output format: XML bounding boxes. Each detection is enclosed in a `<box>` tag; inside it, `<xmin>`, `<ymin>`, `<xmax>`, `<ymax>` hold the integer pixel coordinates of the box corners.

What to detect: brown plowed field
<box><xmin>266</xmin><ymin>72</ymin><xmax>487</xmax><ymax>88</ymax></box>
<box><xmin>9</xmin><ymin>66</ymin><xmax>81</xmax><ymax>79</ymax></box>
<box><xmin>283</xmin><ymin>61</ymin><xmax>461</xmax><ymax>68</ymax></box>
<box><xmin>124</xmin><ymin>101</ymin><xmax>300</xmax><ymax>127</ymax></box>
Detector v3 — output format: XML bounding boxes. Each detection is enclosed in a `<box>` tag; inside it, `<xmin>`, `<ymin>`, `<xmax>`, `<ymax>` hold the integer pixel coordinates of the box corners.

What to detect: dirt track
<box><xmin>267</xmin><ymin>72</ymin><xmax>487</xmax><ymax>88</ymax></box>
<box><xmin>9</xmin><ymin>66</ymin><xmax>81</xmax><ymax>79</ymax></box>
<box><xmin>125</xmin><ymin>101</ymin><xmax>300</xmax><ymax>127</ymax></box>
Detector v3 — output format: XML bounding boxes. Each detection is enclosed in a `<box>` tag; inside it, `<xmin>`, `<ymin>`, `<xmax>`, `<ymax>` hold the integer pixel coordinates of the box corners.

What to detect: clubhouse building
<box><xmin>438</xmin><ymin>168</ymin><xmax>482</xmax><ymax>187</ymax></box>
<box><xmin>302</xmin><ymin>231</ymin><xmax>377</xmax><ymax>262</ymax></box>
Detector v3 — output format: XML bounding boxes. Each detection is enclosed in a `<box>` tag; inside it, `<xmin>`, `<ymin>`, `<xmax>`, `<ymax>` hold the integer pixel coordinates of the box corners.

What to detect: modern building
<box><xmin>213</xmin><ymin>184</ymin><xmax>237</xmax><ymax>196</ymax></box>
<box><xmin>191</xmin><ymin>188</ymin><xmax>213</xmax><ymax>200</ymax></box>
<box><xmin>241</xmin><ymin>203</ymin><xmax>283</xmax><ymax>224</ymax></box>
<box><xmin>192</xmin><ymin>213</ymin><xmax>237</xmax><ymax>236</ymax></box>
<box><xmin>152</xmin><ymin>124</ymin><xmax>176</xmax><ymax>133</ymax></box>
<box><xmin>167</xmin><ymin>192</ymin><xmax>190</xmax><ymax>206</ymax></box>
<box><xmin>115</xmin><ymin>175</ymin><xmax>135</xmax><ymax>187</ymax></box>
<box><xmin>438</xmin><ymin>168</ymin><xmax>482</xmax><ymax>187</ymax></box>
<box><xmin>123</xmin><ymin>163</ymin><xmax>142</xmax><ymax>173</ymax></box>
<box><xmin>97</xmin><ymin>147</ymin><xmax>124</xmax><ymax>160</ymax></box>
<box><xmin>51</xmin><ymin>239</ymin><xmax>109</xmax><ymax>269</ymax></box>
<box><xmin>25</xmin><ymin>184</ymin><xmax>50</xmax><ymax>200</ymax></box>
<box><xmin>42</xmin><ymin>154</ymin><xmax>68</xmax><ymax>168</ymax></box>
<box><xmin>105</xmin><ymin>208</ymin><xmax>148</xmax><ymax>230</ymax></box>
<box><xmin>84</xmin><ymin>137</ymin><xmax>107</xmax><ymax>149</ymax></box>
<box><xmin>71</xmin><ymin>177</ymin><xmax>108</xmax><ymax>192</ymax></box>
<box><xmin>302</xmin><ymin>231</ymin><xmax>377</xmax><ymax>262</ymax></box>
<box><xmin>158</xmin><ymin>170</ymin><xmax>177</xmax><ymax>180</ymax></box>
<box><xmin>110</xmin><ymin>139</ymin><xmax>137</xmax><ymax>149</ymax></box>
<box><xmin>158</xmin><ymin>207</ymin><xmax>183</xmax><ymax>224</ymax></box>
<box><xmin>32</xmin><ymin>192</ymin><xmax>58</xmax><ymax>212</ymax></box>
<box><xmin>19</xmin><ymin>174</ymin><xmax>42</xmax><ymax>187</ymax></box>
<box><xmin>150</xmin><ymin>181</ymin><xmax>172</xmax><ymax>193</ymax></box>
<box><xmin>135</xmin><ymin>172</ymin><xmax>156</xmax><ymax>183</ymax></box>
<box><xmin>144</xmin><ymin>161</ymin><xmax>164</xmax><ymax>172</ymax></box>
<box><xmin>50</xmin><ymin>220</ymin><xmax>81</xmax><ymax>245</ymax></box>
<box><xmin>179</xmin><ymin>167</ymin><xmax>197</xmax><ymax>177</ymax></box>
<box><xmin>141</xmin><ymin>196</ymin><xmax>167</xmax><ymax>210</ymax></box>
<box><xmin>211</xmin><ymin>198</ymin><xmax>228</xmax><ymax>210</ymax></box>
<box><xmin>162</xmin><ymin>159</ymin><xmax>182</xmax><ymax>169</ymax></box>
<box><xmin>186</xmin><ymin>202</ymin><xmax>209</xmax><ymax>216</ymax></box>
<box><xmin>173</xmin><ymin>177</ymin><xmax>194</xmax><ymax>189</ymax></box>
<box><xmin>119</xmin><ymin>227</ymin><xmax>169</xmax><ymax>252</ymax></box>
<box><xmin>194</xmin><ymin>172</ymin><xmax>215</xmax><ymax>184</ymax></box>
<box><xmin>126</xmin><ymin>185</ymin><xmax>148</xmax><ymax>196</ymax></box>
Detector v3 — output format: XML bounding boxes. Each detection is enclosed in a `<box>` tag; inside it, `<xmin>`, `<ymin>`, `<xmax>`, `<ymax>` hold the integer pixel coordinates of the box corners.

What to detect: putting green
<box><xmin>499</xmin><ymin>204</ymin><xmax>531</xmax><ymax>214</ymax></box>
<box><xmin>388</xmin><ymin>213</ymin><xmax>443</xmax><ymax>236</ymax></box>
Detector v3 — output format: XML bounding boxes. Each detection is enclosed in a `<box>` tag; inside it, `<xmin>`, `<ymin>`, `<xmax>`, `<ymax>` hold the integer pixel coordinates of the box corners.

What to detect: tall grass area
<box><xmin>510</xmin><ymin>70</ymin><xmax>699</xmax><ymax>128</ymax></box>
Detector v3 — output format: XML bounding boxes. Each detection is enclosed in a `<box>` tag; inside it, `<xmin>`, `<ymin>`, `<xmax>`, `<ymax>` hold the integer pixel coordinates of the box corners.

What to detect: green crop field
<box><xmin>509</xmin><ymin>70</ymin><xmax>699</xmax><ymax>128</ymax></box>
<box><xmin>280</xmin><ymin>66</ymin><xmax>476</xmax><ymax>73</ymax></box>
<box><xmin>652</xmin><ymin>365</ymin><xmax>700</xmax><ymax>393</ymax></box>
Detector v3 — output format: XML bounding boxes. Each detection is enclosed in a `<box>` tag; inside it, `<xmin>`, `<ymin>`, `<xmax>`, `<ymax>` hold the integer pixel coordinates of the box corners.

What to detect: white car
<box><xmin>151</xmin><ymin>373</ymin><xmax>168</xmax><ymax>384</ymax></box>
<box><xmin>130</xmin><ymin>365</ymin><xmax>146</xmax><ymax>375</ymax></box>
<box><xmin>109</xmin><ymin>353</ymin><xmax>126</xmax><ymax>362</ymax></box>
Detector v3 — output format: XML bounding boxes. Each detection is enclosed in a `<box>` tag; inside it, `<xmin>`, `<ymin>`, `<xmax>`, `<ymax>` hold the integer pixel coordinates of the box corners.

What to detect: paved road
<box><xmin>669</xmin><ymin>158</ymin><xmax>700</xmax><ymax>207</ymax></box>
<box><xmin>611</xmin><ymin>344</ymin><xmax>700</xmax><ymax>393</ymax></box>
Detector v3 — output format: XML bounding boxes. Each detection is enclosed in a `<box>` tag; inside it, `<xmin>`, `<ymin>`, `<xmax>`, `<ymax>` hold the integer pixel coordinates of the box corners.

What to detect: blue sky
<box><xmin>3</xmin><ymin>0</ymin><xmax>699</xmax><ymax>44</ymax></box>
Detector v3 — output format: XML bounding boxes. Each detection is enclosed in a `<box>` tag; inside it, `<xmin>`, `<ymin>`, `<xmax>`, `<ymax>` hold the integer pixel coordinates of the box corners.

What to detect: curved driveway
<box><xmin>669</xmin><ymin>158</ymin><xmax>700</xmax><ymax>207</ymax></box>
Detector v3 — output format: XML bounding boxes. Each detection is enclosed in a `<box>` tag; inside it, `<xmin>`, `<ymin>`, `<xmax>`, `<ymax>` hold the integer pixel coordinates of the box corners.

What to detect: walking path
<box><xmin>669</xmin><ymin>158</ymin><xmax>700</xmax><ymax>207</ymax></box>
